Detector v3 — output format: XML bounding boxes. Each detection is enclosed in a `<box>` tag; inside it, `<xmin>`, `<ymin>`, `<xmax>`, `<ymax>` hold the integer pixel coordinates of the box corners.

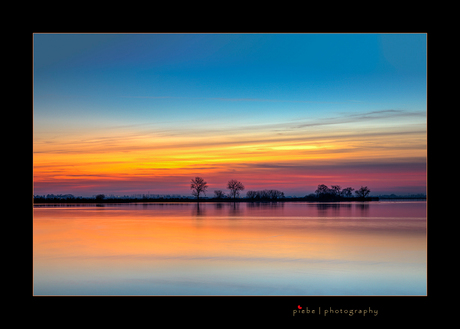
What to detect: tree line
<box><xmin>33</xmin><ymin>179</ymin><xmax>373</xmax><ymax>203</ymax></box>
<box><xmin>191</xmin><ymin>177</ymin><xmax>246</xmax><ymax>201</ymax></box>
<box><xmin>306</xmin><ymin>184</ymin><xmax>371</xmax><ymax>201</ymax></box>
<box><xmin>190</xmin><ymin>177</ymin><xmax>373</xmax><ymax>201</ymax></box>
<box><xmin>246</xmin><ymin>189</ymin><xmax>285</xmax><ymax>200</ymax></box>
<box><xmin>191</xmin><ymin>177</ymin><xmax>284</xmax><ymax>201</ymax></box>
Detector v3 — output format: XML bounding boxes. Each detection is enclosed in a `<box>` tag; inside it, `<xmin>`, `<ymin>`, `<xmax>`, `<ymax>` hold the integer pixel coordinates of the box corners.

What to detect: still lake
<box><xmin>33</xmin><ymin>201</ymin><xmax>426</xmax><ymax>296</ymax></box>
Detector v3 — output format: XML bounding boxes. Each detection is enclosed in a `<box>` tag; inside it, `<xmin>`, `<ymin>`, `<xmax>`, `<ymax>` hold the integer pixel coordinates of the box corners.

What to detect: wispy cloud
<box><xmin>120</xmin><ymin>95</ymin><xmax>349</xmax><ymax>104</ymax></box>
<box><xmin>293</xmin><ymin>109</ymin><xmax>425</xmax><ymax>129</ymax></box>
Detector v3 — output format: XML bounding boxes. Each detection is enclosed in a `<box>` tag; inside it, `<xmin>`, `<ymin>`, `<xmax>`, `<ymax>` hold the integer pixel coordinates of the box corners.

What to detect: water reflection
<box><xmin>356</xmin><ymin>203</ymin><xmax>370</xmax><ymax>216</ymax></box>
<box><xmin>192</xmin><ymin>202</ymin><xmax>205</xmax><ymax>217</ymax></box>
<box><xmin>246</xmin><ymin>202</ymin><xmax>285</xmax><ymax>209</ymax></box>
<box><xmin>33</xmin><ymin>201</ymin><xmax>426</xmax><ymax>296</ymax></box>
<box><xmin>313</xmin><ymin>203</ymin><xmax>350</xmax><ymax>217</ymax></box>
<box><xmin>190</xmin><ymin>202</ymin><xmax>245</xmax><ymax>217</ymax></box>
<box><xmin>191</xmin><ymin>202</ymin><xmax>288</xmax><ymax>218</ymax></box>
<box><xmin>228</xmin><ymin>202</ymin><xmax>242</xmax><ymax>217</ymax></box>
<box><xmin>302</xmin><ymin>202</ymin><xmax>374</xmax><ymax>218</ymax></box>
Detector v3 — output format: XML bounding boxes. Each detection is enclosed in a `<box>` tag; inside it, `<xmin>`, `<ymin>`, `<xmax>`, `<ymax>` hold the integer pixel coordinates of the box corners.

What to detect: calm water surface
<box><xmin>33</xmin><ymin>201</ymin><xmax>426</xmax><ymax>296</ymax></box>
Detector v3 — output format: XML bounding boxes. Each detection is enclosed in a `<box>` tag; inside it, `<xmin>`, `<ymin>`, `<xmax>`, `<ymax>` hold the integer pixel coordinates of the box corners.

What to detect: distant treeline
<box><xmin>377</xmin><ymin>193</ymin><xmax>426</xmax><ymax>199</ymax></box>
<box><xmin>34</xmin><ymin>184</ymin><xmax>381</xmax><ymax>203</ymax></box>
<box><xmin>303</xmin><ymin>184</ymin><xmax>377</xmax><ymax>201</ymax></box>
<box><xmin>246</xmin><ymin>189</ymin><xmax>285</xmax><ymax>200</ymax></box>
<box><xmin>33</xmin><ymin>194</ymin><xmax>194</xmax><ymax>203</ymax></box>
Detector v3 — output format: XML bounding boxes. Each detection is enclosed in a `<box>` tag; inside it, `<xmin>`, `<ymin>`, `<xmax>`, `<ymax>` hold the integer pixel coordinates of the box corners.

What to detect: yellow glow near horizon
<box><xmin>33</xmin><ymin>119</ymin><xmax>426</xmax><ymax>189</ymax></box>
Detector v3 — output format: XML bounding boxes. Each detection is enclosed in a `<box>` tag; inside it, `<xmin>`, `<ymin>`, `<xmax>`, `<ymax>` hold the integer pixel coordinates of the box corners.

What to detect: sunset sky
<box><xmin>33</xmin><ymin>33</ymin><xmax>427</xmax><ymax>197</ymax></box>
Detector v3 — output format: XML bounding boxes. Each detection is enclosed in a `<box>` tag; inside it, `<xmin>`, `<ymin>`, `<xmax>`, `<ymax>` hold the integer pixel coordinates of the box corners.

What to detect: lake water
<box><xmin>33</xmin><ymin>201</ymin><xmax>426</xmax><ymax>296</ymax></box>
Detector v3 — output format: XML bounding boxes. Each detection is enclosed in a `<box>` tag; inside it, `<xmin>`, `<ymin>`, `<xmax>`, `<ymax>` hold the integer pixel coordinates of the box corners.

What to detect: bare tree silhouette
<box><xmin>340</xmin><ymin>187</ymin><xmax>355</xmax><ymax>198</ymax></box>
<box><xmin>330</xmin><ymin>185</ymin><xmax>341</xmax><ymax>197</ymax></box>
<box><xmin>214</xmin><ymin>190</ymin><xmax>225</xmax><ymax>199</ymax></box>
<box><xmin>227</xmin><ymin>179</ymin><xmax>244</xmax><ymax>200</ymax></box>
<box><xmin>355</xmin><ymin>186</ymin><xmax>371</xmax><ymax>198</ymax></box>
<box><xmin>190</xmin><ymin>177</ymin><xmax>208</xmax><ymax>201</ymax></box>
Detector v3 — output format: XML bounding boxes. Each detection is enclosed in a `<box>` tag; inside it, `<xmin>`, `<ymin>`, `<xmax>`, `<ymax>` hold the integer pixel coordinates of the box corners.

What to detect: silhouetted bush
<box><xmin>213</xmin><ymin>190</ymin><xmax>226</xmax><ymax>199</ymax></box>
<box><xmin>95</xmin><ymin>194</ymin><xmax>105</xmax><ymax>200</ymax></box>
<box><xmin>246</xmin><ymin>189</ymin><xmax>285</xmax><ymax>200</ymax></box>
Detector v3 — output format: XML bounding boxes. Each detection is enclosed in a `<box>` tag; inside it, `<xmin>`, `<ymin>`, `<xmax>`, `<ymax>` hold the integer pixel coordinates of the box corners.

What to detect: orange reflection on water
<box><xmin>33</xmin><ymin>202</ymin><xmax>426</xmax><ymax>295</ymax></box>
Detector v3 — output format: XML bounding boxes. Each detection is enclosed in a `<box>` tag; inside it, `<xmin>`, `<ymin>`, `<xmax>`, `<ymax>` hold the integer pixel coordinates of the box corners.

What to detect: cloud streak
<box><xmin>293</xmin><ymin>109</ymin><xmax>425</xmax><ymax>129</ymax></box>
<box><xmin>121</xmin><ymin>95</ymin><xmax>352</xmax><ymax>104</ymax></box>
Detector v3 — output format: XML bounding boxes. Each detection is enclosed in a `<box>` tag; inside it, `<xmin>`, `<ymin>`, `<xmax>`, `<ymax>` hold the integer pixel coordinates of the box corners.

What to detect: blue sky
<box><xmin>34</xmin><ymin>33</ymin><xmax>426</xmax><ymax>124</ymax></box>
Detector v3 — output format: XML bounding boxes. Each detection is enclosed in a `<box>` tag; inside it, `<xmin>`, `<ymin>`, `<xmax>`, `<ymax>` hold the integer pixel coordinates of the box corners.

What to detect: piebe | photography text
<box><xmin>293</xmin><ymin>306</ymin><xmax>379</xmax><ymax>317</ymax></box>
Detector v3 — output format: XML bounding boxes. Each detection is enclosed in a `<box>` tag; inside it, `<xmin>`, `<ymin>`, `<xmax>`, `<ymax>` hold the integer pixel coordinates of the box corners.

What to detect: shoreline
<box><xmin>31</xmin><ymin>196</ymin><xmax>429</xmax><ymax>205</ymax></box>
